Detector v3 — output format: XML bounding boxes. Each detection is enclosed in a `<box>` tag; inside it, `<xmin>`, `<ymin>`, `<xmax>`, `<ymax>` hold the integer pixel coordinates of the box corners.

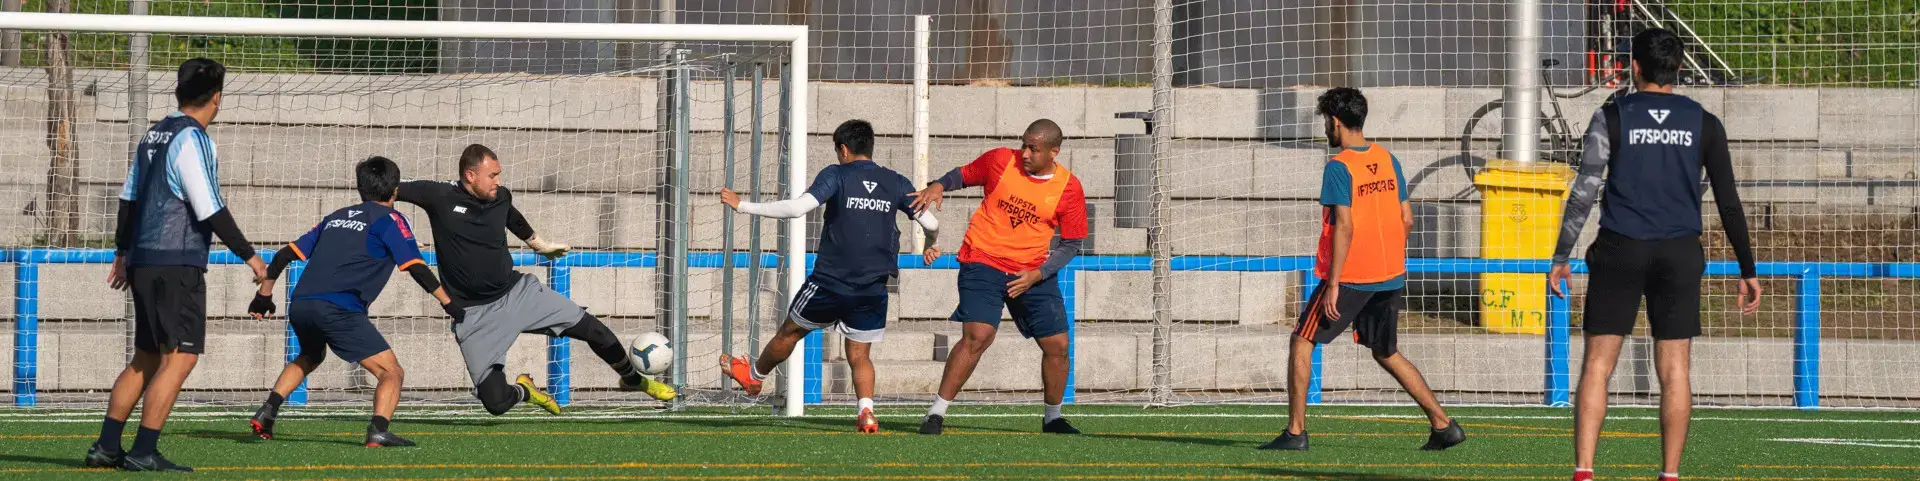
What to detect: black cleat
<box><xmin>364</xmin><ymin>429</ymin><xmax>417</xmax><ymax>448</ymax></box>
<box><xmin>918</xmin><ymin>414</ymin><xmax>945</xmax><ymax>435</ymax></box>
<box><xmin>1258</xmin><ymin>430</ymin><xmax>1309</xmax><ymax>451</ymax></box>
<box><xmin>119</xmin><ymin>452</ymin><xmax>192</xmax><ymax>472</ymax></box>
<box><xmin>1420</xmin><ymin>420</ymin><xmax>1466</xmax><ymax>451</ymax></box>
<box><xmin>83</xmin><ymin>444</ymin><xmax>124</xmax><ymax>468</ymax></box>
<box><xmin>250</xmin><ymin>403</ymin><xmax>279</xmax><ymax>440</ymax></box>
<box><xmin>1042</xmin><ymin>417</ymin><xmax>1081</xmax><ymax>434</ymax></box>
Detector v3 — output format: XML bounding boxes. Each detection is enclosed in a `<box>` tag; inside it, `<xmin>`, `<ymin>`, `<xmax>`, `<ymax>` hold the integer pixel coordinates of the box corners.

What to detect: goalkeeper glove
<box><xmin>527</xmin><ymin>236</ymin><xmax>570</xmax><ymax>259</ymax></box>
<box><xmin>248</xmin><ymin>293</ymin><xmax>277</xmax><ymax>320</ymax></box>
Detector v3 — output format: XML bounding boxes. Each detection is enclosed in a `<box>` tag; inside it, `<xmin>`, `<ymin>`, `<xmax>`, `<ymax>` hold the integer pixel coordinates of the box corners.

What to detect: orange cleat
<box><xmin>720</xmin><ymin>354</ymin><xmax>763</xmax><ymax>396</ymax></box>
<box><xmin>856</xmin><ymin>408</ymin><xmax>879</xmax><ymax>434</ymax></box>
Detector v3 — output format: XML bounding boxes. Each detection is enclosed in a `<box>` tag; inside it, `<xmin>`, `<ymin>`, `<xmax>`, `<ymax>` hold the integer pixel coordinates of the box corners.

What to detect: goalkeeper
<box><xmin>245</xmin><ymin>156</ymin><xmax>458</xmax><ymax>447</ymax></box>
<box><xmin>398</xmin><ymin>144</ymin><xmax>675</xmax><ymax>416</ymax></box>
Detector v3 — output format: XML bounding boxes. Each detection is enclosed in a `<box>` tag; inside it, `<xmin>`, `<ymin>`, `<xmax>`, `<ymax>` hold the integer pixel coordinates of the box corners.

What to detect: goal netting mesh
<box><xmin>0</xmin><ymin>20</ymin><xmax>800</xmax><ymax>408</ymax></box>
<box><xmin>4</xmin><ymin>1</ymin><xmax>1917</xmax><ymax>412</ymax></box>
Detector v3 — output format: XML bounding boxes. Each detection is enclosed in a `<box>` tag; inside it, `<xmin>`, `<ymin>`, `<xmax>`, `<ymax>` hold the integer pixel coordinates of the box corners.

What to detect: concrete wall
<box><xmin>2</xmin><ymin>69</ymin><xmax>1915</xmax><ymax>402</ymax></box>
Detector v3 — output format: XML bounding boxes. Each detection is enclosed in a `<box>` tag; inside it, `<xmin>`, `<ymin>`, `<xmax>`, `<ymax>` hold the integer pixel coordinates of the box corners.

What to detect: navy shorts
<box><xmin>289</xmin><ymin>299</ymin><xmax>393</xmax><ymax>364</ymax></box>
<box><xmin>951</xmin><ymin>262</ymin><xmax>1068</xmax><ymax>339</ymax></box>
<box><xmin>789</xmin><ymin>277</ymin><xmax>888</xmax><ymax>343</ymax></box>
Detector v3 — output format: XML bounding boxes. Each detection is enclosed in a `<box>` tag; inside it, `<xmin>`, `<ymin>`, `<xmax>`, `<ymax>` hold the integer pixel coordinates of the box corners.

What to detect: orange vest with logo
<box><xmin>960</xmin><ymin>157</ymin><xmax>1074</xmax><ymax>273</ymax></box>
<box><xmin>1314</xmin><ymin>144</ymin><xmax>1407</xmax><ymax>283</ymax></box>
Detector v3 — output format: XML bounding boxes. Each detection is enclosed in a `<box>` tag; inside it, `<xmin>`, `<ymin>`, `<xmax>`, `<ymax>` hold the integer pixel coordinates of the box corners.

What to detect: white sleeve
<box><xmin>736</xmin><ymin>194</ymin><xmax>820</xmax><ymax>219</ymax></box>
<box><xmin>913</xmin><ymin>211</ymin><xmax>939</xmax><ymax>232</ymax></box>
<box><xmin>170</xmin><ymin>129</ymin><xmax>225</xmax><ymax>221</ymax></box>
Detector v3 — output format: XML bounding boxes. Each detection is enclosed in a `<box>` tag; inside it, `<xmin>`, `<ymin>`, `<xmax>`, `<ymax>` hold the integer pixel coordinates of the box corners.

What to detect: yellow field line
<box><xmin>1326</xmin><ymin>415</ymin><xmax>1653</xmax><ymax>438</ymax></box>
<box><xmin>0</xmin><ymin>430</ymin><xmax>1661</xmax><ymax>441</ymax></box>
<box><xmin>18</xmin><ymin>460</ymin><xmax>1916</xmax><ymax>476</ymax></box>
<box><xmin>286</xmin><ymin>475</ymin><xmax>1915</xmax><ymax>481</ymax></box>
<box><xmin>1740</xmin><ymin>465</ymin><xmax>1920</xmax><ymax>471</ymax></box>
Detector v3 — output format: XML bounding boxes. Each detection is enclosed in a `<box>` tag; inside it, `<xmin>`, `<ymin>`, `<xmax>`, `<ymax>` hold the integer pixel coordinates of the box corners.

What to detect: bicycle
<box><xmin>1450</xmin><ymin>59</ymin><xmax>1628</xmax><ymax>198</ymax></box>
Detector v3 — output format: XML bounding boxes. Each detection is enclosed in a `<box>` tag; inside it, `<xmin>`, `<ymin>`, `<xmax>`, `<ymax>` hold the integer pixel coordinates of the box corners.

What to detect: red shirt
<box><xmin>953</xmin><ymin>148</ymin><xmax>1088</xmax><ymax>274</ymax></box>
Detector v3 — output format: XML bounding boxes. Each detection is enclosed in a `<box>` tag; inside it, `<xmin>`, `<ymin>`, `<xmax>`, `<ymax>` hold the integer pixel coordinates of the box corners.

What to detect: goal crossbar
<box><xmin>0</xmin><ymin>11</ymin><xmax>814</xmax><ymax>416</ymax></box>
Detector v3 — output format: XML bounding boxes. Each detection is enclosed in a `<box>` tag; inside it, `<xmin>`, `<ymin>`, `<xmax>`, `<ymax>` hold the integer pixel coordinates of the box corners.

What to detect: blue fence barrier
<box><xmin>10</xmin><ymin>248</ymin><xmax>1908</xmax><ymax>409</ymax></box>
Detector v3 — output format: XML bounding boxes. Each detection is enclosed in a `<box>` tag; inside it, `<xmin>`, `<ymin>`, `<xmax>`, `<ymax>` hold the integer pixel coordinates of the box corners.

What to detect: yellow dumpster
<box><xmin>1473</xmin><ymin>159</ymin><xmax>1573</xmax><ymax>334</ymax></box>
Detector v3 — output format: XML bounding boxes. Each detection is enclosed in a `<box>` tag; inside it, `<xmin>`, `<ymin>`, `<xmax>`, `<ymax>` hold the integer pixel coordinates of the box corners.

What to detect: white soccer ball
<box><xmin>629</xmin><ymin>332</ymin><xmax>673</xmax><ymax>375</ymax></box>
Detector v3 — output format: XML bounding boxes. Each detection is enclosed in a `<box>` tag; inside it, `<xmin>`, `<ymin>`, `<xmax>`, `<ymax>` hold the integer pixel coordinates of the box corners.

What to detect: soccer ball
<box><xmin>629</xmin><ymin>332</ymin><xmax>673</xmax><ymax>375</ymax></box>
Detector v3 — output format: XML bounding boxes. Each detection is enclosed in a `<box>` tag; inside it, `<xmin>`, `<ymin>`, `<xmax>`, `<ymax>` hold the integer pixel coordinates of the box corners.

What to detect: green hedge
<box><xmin>20</xmin><ymin>1</ymin><xmax>438</xmax><ymax>73</ymax></box>
<box><xmin>1666</xmin><ymin>0</ymin><xmax>1918</xmax><ymax>86</ymax></box>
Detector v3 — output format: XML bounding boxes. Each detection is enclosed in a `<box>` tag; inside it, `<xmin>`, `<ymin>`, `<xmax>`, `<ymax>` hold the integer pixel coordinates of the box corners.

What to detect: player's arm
<box><xmin>1702</xmin><ymin>112</ymin><xmax>1761</xmax><ymax>313</ymax></box>
<box><xmin>903</xmin><ymin>186</ymin><xmax>942</xmax><ymax>264</ymax></box>
<box><xmin>395</xmin><ymin>180</ymin><xmax>446</xmax><ymax>209</ymax></box>
<box><xmin>1548</xmin><ymin>108</ymin><xmax>1614</xmax><ymax>297</ymax></box>
<box><xmin>498</xmin><ymin>188</ymin><xmax>568</xmax><ymax>259</ymax></box>
<box><xmin>248</xmin><ymin>223</ymin><xmax>319</xmax><ymax>320</ymax></box>
<box><xmin>109</xmin><ymin>155</ymin><xmax>142</xmax><ymax>290</ymax></box>
<box><xmin>1317</xmin><ymin>162</ymin><xmax>1354</xmax><ymax>319</ymax></box>
<box><xmin>1036</xmin><ymin>179</ymin><xmax>1089</xmax><ymax>281</ymax></box>
<box><xmin>379</xmin><ymin>213</ymin><xmax>466</xmax><ymax>322</ymax></box>
<box><xmin>912</xmin><ymin>148</ymin><xmax>1009</xmax><ymax>213</ymax></box>
<box><xmin>173</xmin><ymin>130</ymin><xmax>265</xmax><ymax>279</ymax></box>
<box><xmin>1393</xmin><ymin>155</ymin><xmax>1413</xmax><ymax>234</ymax></box>
<box><xmin>724</xmin><ymin>166</ymin><xmax>835</xmax><ymax>219</ymax></box>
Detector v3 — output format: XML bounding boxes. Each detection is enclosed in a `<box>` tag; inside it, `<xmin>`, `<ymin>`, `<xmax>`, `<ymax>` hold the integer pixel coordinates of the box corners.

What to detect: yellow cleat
<box><xmin>636</xmin><ymin>375</ymin><xmax>677</xmax><ymax>402</ymax></box>
<box><xmin>516</xmin><ymin>374</ymin><xmax>562</xmax><ymax>415</ymax></box>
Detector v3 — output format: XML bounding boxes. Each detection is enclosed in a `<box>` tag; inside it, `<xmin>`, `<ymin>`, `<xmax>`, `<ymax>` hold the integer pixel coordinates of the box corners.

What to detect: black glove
<box><xmin>248</xmin><ymin>293</ymin><xmax>276</xmax><ymax>320</ymax></box>
<box><xmin>442</xmin><ymin>302</ymin><xmax>466</xmax><ymax>325</ymax></box>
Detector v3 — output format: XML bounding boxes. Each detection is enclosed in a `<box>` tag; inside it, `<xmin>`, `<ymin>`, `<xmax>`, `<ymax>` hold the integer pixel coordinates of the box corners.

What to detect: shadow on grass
<box><xmin>0</xmin><ymin>453</ymin><xmax>89</xmax><ymax>469</ymax></box>
<box><xmin>1088</xmin><ymin>432</ymin><xmax>1249</xmax><ymax>448</ymax></box>
<box><xmin>1233</xmin><ymin>466</ymin><xmax>1446</xmax><ymax>481</ymax></box>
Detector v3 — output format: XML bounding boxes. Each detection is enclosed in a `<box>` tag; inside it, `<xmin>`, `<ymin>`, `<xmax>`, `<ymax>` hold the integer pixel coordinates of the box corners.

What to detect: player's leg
<box><xmin>923</xmin><ymin>263</ymin><xmax>1012</xmax><ymax>435</ymax></box>
<box><xmin>1644</xmin><ymin>236</ymin><xmax>1704</xmax><ymax>478</ymax></box>
<box><xmin>1572</xmin><ymin>231</ymin><xmax>1650</xmax><ymax>477</ymax></box>
<box><xmin>1009</xmin><ymin>274</ymin><xmax>1076</xmax><ymax>434</ymax></box>
<box><xmin>1264</xmin><ymin>281</ymin><xmax>1356</xmax><ymax>451</ymax></box>
<box><xmin>455</xmin><ymin>310</ymin><xmax>556</xmax><ymax>416</ymax></box>
<box><xmin>1357</xmin><ymin>288</ymin><xmax>1463</xmax><ymax>450</ymax></box>
<box><xmin>124</xmin><ymin>268</ymin><xmax>206</xmax><ymax>472</ymax></box>
<box><xmin>722</xmin><ymin>280</ymin><xmax>837</xmax><ymax>396</ymax></box>
<box><xmin>356</xmin><ymin>350</ymin><xmax>414</xmax><ymax>447</ymax></box>
<box><xmin>88</xmin><ymin>281</ymin><xmax>162</xmax><ymax>466</ymax></box>
<box><xmin>253</xmin><ymin>301</ymin><xmax>330</xmax><ymax>440</ymax></box>
<box><xmin>558</xmin><ymin>311</ymin><xmax>674</xmax><ymax>400</ymax></box>
<box><xmin>840</xmin><ymin>291</ymin><xmax>888</xmax><ymax>433</ymax></box>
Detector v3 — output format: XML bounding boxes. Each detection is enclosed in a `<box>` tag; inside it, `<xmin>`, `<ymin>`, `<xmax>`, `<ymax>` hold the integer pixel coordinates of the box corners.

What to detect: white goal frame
<box><xmin>0</xmin><ymin>12</ymin><xmax>814</xmax><ymax>416</ymax></box>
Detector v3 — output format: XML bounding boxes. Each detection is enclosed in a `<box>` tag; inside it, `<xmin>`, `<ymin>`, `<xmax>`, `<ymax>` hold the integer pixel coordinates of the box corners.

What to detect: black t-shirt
<box><xmin>397</xmin><ymin>180</ymin><xmax>535</xmax><ymax>305</ymax></box>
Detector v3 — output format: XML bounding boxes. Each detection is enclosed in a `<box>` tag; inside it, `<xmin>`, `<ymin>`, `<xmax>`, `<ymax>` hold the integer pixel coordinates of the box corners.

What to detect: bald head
<box><xmin>1024</xmin><ymin>119</ymin><xmax>1064</xmax><ymax>150</ymax></box>
<box><xmin>1018</xmin><ymin>118</ymin><xmax>1065</xmax><ymax>175</ymax></box>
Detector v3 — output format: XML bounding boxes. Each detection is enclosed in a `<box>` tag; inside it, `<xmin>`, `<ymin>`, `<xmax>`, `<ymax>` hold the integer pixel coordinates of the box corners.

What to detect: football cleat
<box><xmin>1042</xmin><ymin>417</ymin><xmax>1082</xmax><ymax>434</ymax></box>
<box><xmin>119</xmin><ymin>452</ymin><xmax>192</xmax><ymax>472</ymax></box>
<box><xmin>719</xmin><ymin>354</ymin><xmax>763</xmax><ymax>396</ymax></box>
<box><xmin>856</xmin><ymin>408</ymin><xmax>880</xmax><ymax>434</ymax></box>
<box><xmin>1420</xmin><ymin>420</ymin><xmax>1466</xmax><ymax>451</ymax></box>
<box><xmin>249</xmin><ymin>403</ymin><xmax>279</xmax><ymax>440</ymax></box>
<box><xmin>918</xmin><ymin>414</ymin><xmax>945</xmax><ymax>435</ymax></box>
<box><xmin>364</xmin><ymin>429</ymin><xmax>417</xmax><ymax>448</ymax></box>
<box><xmin>516</xmin><ymin>374</ymin><xmax>563</xmax><ymax>415</ymax></box>
<box><xmin>620</xmin><ymin>374</ymin><xmax>678</xmax><ymax>401</ymax></box>
<box><xmin>1258</xmin><ymin>430</ymin><xmax>1309</xmax><ymax>451</ymax></box>
<box><xmin>83</xmin><ymin>444</ymin><xmax>124</xmax><ymax>468</ymax></box>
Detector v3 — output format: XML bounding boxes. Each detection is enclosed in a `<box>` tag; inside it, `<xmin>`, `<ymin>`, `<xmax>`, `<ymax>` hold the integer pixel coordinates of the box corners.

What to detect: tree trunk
<box><xmin>43</xmin><ymin>0</ymin><xmax>79</xmax><ymax>247</ymax></box>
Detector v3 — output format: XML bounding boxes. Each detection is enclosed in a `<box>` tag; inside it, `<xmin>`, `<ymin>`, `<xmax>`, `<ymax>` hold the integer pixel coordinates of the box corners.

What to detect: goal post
<box><xmin>0</xmin><ymin>11</ymin><xmax>814</xmax><ymax>415</ymax></box>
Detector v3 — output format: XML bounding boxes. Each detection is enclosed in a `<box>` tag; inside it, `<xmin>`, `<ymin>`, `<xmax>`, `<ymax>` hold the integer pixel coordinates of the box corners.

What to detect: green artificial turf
<box><xmin>0</xmin><ymin>404</ymin><xmax>1915</xmax><ymax>480</ymax></box>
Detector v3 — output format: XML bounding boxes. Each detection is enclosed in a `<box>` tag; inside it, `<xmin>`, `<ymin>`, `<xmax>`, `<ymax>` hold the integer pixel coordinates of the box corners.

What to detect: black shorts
<box><xmin>1294</xmin><ymin>283</ymin><xmax>1402</xmax><ymax>356</ymax></box>
<box><xmin>129</xmin><ymin>266</ymin><xmax>207</xmax><ymax>354</ymax></box>
<box><xmin>290</xmin><ymin>299</ymin><xmax>393</xmax><ymax>364</ymax></box>
<box><xmin>1582</xmin><ymin>228</ymin><xmax>1704</xmax><ymax>340</ymax></box>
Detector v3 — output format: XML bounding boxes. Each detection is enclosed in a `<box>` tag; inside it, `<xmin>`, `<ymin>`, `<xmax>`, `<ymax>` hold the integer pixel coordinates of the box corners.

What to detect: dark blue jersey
<box><xmin>805</xmin><ymin>160</ymin><xmax>918</xmax><ymax>296</ymax></box>
<box><xmin>122</xmin><ymin>112</ymin><xmax>224</xmax><ymax>268</ymax></box>
<box><xmin>287</xmin><ymin>202</ymin><xmax>427</xmax><ymax>312</ymax></box>
<box><xmin>1600</xmin><ymin>92</ymin><xmax>1709</xmax><ymax>241</ymax></box>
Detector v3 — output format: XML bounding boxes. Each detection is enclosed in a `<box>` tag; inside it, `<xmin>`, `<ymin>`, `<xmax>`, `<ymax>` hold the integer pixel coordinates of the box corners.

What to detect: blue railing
<box><xmin>11</xmin><ymin>248</ymin><xmax>1906</xmax><ymax>409</ymax></box>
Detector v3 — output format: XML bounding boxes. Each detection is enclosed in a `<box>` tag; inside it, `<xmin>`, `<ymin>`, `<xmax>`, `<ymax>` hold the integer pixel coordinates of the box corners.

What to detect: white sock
<box><xmin>751</xmin><ymin>363</ymin><xmax>770</xmax><ymax>381</ymax></box>
<box><xmin>928</xmin><ymin>397</ymin><xmax>951</xmax><ymax>417</ymax></box>
<box><xmin>1659</xmin><ymin>472</ymin><xmax>1678</xmax><ymax>480</ymax></box>
<box><xmin>1044</xmin><ymin>403</ymin><xmax>1063</xmax><ymax>422</ymax></box>
<box><xmin>858</xmin><ymin>398</ymin><xmax>874</xmax><ymax>412</ymax></box>
<box><xmin>1574</xmin><ymin>469</ymin><xmax>1593</xmax><ymax>473</ymax></box>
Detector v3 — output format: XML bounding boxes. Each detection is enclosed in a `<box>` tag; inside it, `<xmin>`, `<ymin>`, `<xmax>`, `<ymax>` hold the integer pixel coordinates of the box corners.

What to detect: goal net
<box><xmin>0</xmin><ymin>12</ymin><xmax>809</xmax><ymax>410</ymax></box>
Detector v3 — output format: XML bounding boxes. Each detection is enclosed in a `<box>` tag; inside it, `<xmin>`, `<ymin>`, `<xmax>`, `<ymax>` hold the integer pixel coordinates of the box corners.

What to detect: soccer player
<box><xmin>717</xmin><ymin>119</ymin><xmax>940</xmax><ymax>433</ymax></box>
<box><xmin>244</xmin><ymin>156</ymin><xmax>465</xmax><ymax>447</ymax></box>
<box><xmin>86</xmin><ymin>58</ymin><xmax>270</xmax><ymax>472</ymax></box>
<box><xmin>397</xmin><ymin>144</ymin><xmax>675</xmax><ymax>416</ymax></box>
<box><xmin>1548</xmin><ymin>28</ymin><xmax>1760</xmax><ymax>481</ymax></box>
<box><xmin>1259</xmin><ymin>87</ymin><xmax>1464</xmax><ymax>452</ymax></box>
<box><xmin>906</xmin><ymin>119</ymin><xmax>1087</xmax><ymax>435</ymax></box>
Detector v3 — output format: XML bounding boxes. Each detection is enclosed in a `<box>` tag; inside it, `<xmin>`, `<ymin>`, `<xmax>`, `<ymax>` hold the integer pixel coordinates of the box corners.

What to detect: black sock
<box><xmin>265</xmin><ymin>392</ymin><xmax>286</xmax><ymax>409</ymax></box>
<box><xmin>129</xmin><ymin>427</ymin><xmax>161</xmax><ymax>457</ymax></box>
<box><xmin>369</xmin><ymin>416</ymin><xmax>390</xmax><ymax>433</ymax></box>
<box><xmin>96</xmin><ymin>417</ymin><xmax>126</xmax><ymax>451</ymax></box>
<box><xmin>518</xmin><ymin>384</ymin><xmax>532</xmax><ymax>402</ymax></box>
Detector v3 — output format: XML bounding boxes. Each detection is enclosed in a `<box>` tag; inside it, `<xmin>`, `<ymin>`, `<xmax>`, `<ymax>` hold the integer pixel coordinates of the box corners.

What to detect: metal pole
<box><xmin>1503</xmin><ymin>0</ymin><xmax>1542</xmax><ymax>163</ymax></box>
<box><xmin>653</xmin><ymin>0</ymin><xmax>678</xmax><ymax>336</ymax></box>
<box><xmin>1148</xmin><ymin>0</ymin><xmax>1175</xmax><ymax>406</ymax></box>
<box><xmin>1</xmin><ymin>0</ymin><xmax>21</xmax><ymax>66</ymax></box>
<box><xmin>670</xmin><ymin>49</ymin><xmax>692</xmax><ymax>409</ymax></box>
<box><xmin>123</xmin><ymin>0</ymin><xmax>148</xmax><ymax>365</ymax></box>
<box><xmin>778</xmin><ymin>60</ymin><xmax>806</xmax><ymax>416</ymax></box>
<box><xmin>747</xmin><ymin>62</ymin><xmax>765</xmax><ymax>357</ymax></box>
<box><xmin>911</xmin><ymin>15</ymin><xmax>931</xmax><ymax>250</ymax></box>
<box><xmin>722</xmin><ymin>58</ymin><xmax>737</xmax><ymax>374</ymax></box>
